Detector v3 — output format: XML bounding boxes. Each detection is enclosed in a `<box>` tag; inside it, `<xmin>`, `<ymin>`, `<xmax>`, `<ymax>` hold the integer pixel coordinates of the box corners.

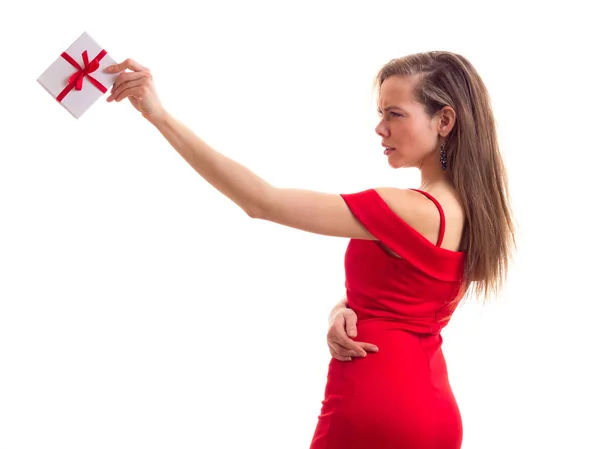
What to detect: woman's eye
<box><xmin>378</xmin><ymin>110</ymin><xmax>402</xmax><ymax>118</ymax></box>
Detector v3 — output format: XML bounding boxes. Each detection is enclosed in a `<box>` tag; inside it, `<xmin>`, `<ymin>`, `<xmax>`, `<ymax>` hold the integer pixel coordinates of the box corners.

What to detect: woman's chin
<box><xmin>387</xmin><ymin>159</ymin><xmax>405</xmax><ymax>169</ymax></box>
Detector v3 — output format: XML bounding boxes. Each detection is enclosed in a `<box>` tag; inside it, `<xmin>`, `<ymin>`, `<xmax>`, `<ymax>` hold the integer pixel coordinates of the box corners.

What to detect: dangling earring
<box><xmin>440</xmin><ymin>142</ymin><xmax>448</xmax><ymax>171</ymax></box>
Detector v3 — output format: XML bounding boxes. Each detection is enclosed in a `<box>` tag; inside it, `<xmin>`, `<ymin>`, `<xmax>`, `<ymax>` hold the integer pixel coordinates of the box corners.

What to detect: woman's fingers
<box><xmin>113</xmin><ymin>85</ymin><xmax>145</xmax><ymax>103</ymax></box>
<box><xmin>103</xmin><ymin>57</ymin><xmax>165</xmax><ymax>119</ymax></box>
<box><xmin>330</xmin><ymin>339</ymin><xmax>365</xmax><ymax>358</ymax></box>
<box><xmin>113</xmin><ymin>70</ymin><xmax>148</xmax><ymax>87</ymax></box>
<box><xmin>108</xmin><ymin>77</ymin><xmax>147</xmax><ymax>102</ymax></box>
<box><xmin>343</xmin><ymin>309</ymin><xmax>358</xmax><ymax>338</ymax></box>
<box><xmin>328</xmin><ymin>342</ymin><xmax>353</xmax><ymax>361</ymax></box>
<box><xmin>105</xmin><ymin>58</ymin><xmax>147</xmax><ymax>73</ymax></box>
<box><xmin>358</xmin><ymin>341</ymin><xmax>379</xmax><ymax>353</ymax></box>
<box><xmin>329</xmin><ymin>340</ymin><xmax>378</xmax><ymax>361</ymax></box>
<box><xmin>330</xmin><ymin>316</ymin><xmax>366</xmax><ymax>355</ymax></box>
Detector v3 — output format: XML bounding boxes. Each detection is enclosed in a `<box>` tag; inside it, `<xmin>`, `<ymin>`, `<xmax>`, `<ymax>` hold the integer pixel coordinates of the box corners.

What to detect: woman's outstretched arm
<box><xmin>105</xmin><ymin>58</ymin><xmax>387</xmax><ymax>240</ymax></box>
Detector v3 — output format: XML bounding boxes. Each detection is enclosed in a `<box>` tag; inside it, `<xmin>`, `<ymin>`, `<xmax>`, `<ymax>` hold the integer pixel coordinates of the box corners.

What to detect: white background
<box><xmin>1</xmin><ymin>1</ymin><xmax>599</xmax><ymax>448</ymax></box>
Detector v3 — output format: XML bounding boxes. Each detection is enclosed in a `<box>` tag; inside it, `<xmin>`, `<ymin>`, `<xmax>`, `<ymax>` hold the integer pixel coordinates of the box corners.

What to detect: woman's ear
<box><xmin>438</xmin><ymin>106</ymin><xmax>456</xmax><ymax>137</ymax></box>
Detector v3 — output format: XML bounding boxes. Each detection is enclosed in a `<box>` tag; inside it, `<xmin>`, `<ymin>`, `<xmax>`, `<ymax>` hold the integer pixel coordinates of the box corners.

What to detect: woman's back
<box><xmin>376</xmin><ymin>185</ymin><xmax>465</xmax><ymax>252</ymax></box>
<box><xmin>310</xmin><ymin>187</ymin><xmax>466</xmax><ymax>448</ymax></box>
<box><xmin>341</xmin><ymin>187</ymin><xmax>466</xmax><ymax>332</ymax></box>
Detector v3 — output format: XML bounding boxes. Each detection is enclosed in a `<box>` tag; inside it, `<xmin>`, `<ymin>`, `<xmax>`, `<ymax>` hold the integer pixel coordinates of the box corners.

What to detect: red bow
<box><xmin>56</xmin><ymin>49</ymin><xmax>108</xmax><ymax>102</ymax></box>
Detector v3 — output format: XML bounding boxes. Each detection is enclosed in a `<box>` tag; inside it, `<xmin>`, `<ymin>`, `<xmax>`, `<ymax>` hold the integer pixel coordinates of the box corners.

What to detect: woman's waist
<box><xmin>348</xmin><ymin>295</ymin><xmax>449</xmax><ymax>334</ymax></box>
<box><xmin>354</xmin><ymin>315</ymin><xmax>443</xmax><ymax>336</ymax></box>
<box><xmin>328</xmin><ymin>326</ymin><xmax>448</xmax><ymax>383</ymax></box>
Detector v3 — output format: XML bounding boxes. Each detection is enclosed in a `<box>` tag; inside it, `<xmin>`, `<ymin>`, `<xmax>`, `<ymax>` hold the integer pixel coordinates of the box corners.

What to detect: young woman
<box><xmin>105</xmin><ymin>50</ymin><xmax>515</xmax><ymax>449</ymax></box>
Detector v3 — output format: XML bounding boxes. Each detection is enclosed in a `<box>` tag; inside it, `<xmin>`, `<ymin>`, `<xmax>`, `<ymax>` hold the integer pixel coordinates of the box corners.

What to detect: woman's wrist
<box><xmin>144</xmin><ymin>107</ymin><xmax>169</xmax><ymax>127</ymax></box>
<box><xmin>328</xmin><ymin>298</ymin><xmax>348</xmax><ymax>324</ymax></box>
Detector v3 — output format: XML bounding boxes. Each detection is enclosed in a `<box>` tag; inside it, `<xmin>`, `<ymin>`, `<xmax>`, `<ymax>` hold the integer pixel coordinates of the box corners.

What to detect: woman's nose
<box><xmin>375</xmin><ymin>120</ymin><xmax>389</xmax><ymax>138</ymax></box>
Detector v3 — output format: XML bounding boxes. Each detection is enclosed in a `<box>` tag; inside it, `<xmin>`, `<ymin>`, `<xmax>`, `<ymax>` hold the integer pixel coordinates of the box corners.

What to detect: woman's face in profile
<box><xmin>375</xmin><ymin>75</ymin><xmax>440</xmax><ymax>169</ymax></box>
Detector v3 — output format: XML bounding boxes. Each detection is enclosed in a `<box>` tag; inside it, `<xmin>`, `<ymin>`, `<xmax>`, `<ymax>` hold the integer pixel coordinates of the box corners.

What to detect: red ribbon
<box><xmin>56</xmin><ymin>49</ymin><xmax>108</xmax><ymax>102</ymax></box>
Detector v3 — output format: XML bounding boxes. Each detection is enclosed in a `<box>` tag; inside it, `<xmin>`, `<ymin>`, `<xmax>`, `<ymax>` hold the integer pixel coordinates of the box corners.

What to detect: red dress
<box><xmin>310</xmin><ymin>188</ymin><xmax>466</xmax><ymax>449</ymax></box>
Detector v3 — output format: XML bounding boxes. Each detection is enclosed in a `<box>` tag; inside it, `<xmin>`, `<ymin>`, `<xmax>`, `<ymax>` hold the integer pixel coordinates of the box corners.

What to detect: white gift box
<box><xmin>37</xmin><ymin>32</ymin><xmax>119</xmax><ymax>119</ymax></box>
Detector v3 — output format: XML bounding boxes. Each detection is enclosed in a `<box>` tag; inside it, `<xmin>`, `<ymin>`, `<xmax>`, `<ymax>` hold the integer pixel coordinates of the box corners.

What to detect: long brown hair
<box><xmin>375</xmin><ymin>51</ymin><xmax>516</xmax><ymax>302</ymax></box>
